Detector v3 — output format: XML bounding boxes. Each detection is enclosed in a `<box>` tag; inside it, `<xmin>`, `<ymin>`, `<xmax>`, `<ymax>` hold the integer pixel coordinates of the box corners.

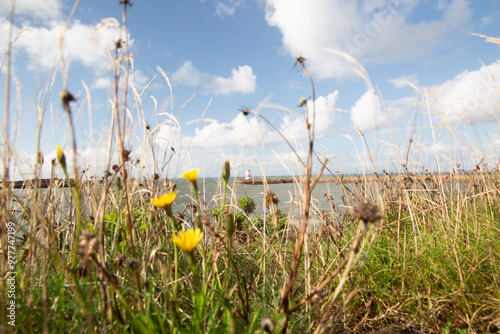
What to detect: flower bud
<box><xmin>222</xmin><ymin>159</ymin><xmax>230</xmax><ymax>184</ymax></box>
<box><xmin>225</xmin><ymin>212</ymin><xmax>235</xmax><ymax>242</ymax></box>
<box><xmin>56</xmin><ymin>145</ymin><xmax>66</xmax><ymax>171</ymax></box>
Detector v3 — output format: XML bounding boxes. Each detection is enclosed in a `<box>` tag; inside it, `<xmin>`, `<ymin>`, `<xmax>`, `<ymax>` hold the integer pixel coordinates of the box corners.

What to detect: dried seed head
<box><xmin>260</xmin><ymin>316</ymin><xmax>275</xmax><ymax>333</ymax></box>
<box><xmin>352</xmin><ymin>200</ymin><xmax>381</xmax><ymax>224</ymax></box>
<box><xmin>115</xmin><ymin>38</ymin><xmax>123</xmax><ymax>49</ymax></box>
<box><xmin>295</xmin><ymin>56</ymin><xmax>306</xmax><ymax>66</ymax></box>
<box><xmin>299</xmin><ymin>97</ymin><xmax>308</xmax><ymax>107</ymax></box>
<box><xmin>115</xmin><ymin>254</ymin><xmax>126</xmax><ymax>266</ymax></box>
<box><xmin>59</xmin><ymin>89</ymin><xmax>76</xmax><ymax>110</ymax></box>
<box><xmin>125</xmin><ymin>259</ymin><xmax>140</xmax><ymax>270</ymax></box>
<box><xmin>119</xmin><ymin>0</ymin><xmax>132</xmax><ymax>6</ymax></box>
<box><xmin>310</xmin><ymin>288</ymin><xmax>328</xmax><ymax>304</ymax></box>
<box><xmin>265</xmin><ymin>191</ymin><xmax>279</xmax><ymax>206</ymax></box>
<box><xmin>78</xmin><ymin>233</ymin><xmax>98</xmax><ymax>258</ymax></box>
<box><xmin>239</xmin><ymin>105</ymin><xmax>251</xmax><ymax>116</ymax></box>
<box><xmin>122</xmin><ymin>149</ymin><xmax>131</xmax><ymax>162</ymax></box>
<box><xmin>36</xmin><ymin>150</ymin><xmax>44</xmax><ymax>165</ymax></box>
<box><xmin>285</xmin><ymin>228</ymin><xmax>296</xmax><ymax>242</ymax></box>
<box><xmin>165</xmin><ymin>182</ymin><xmax>177</xmax><ymax>192</ymax></box>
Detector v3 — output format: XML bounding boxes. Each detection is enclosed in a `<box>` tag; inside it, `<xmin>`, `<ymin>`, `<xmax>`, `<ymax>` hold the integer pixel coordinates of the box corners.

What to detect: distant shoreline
<box><xmin>0</xmin><ymin>178</ymin><xmax>75</xmax><ymax>189</ymax></box>
<box><xmin>235</xmin><ymin>174</ymin><xmax>498</xmax><ymax>185</ymax></box>
<box><xmin>2</xmin><ymin>173</ymin><xmax>497</xmax><ymax>189</ymax></box>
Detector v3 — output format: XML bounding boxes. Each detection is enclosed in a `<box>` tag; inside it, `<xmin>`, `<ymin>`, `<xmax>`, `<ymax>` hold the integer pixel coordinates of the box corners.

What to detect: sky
<box><xmin>1</xmin><ymin>0</ymin><xmax>500</xmax><ymax>180</ymax></box>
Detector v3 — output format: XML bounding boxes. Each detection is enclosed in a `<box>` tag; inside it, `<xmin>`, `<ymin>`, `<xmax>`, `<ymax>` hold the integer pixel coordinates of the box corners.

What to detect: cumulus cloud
<box><xmin>172</xmin><ymin>60</ymin><xmax>202</xmax><ymax>87</ymax></box>
<box><xmin>281</xmin><ymin>91</ymin><xmax>339</xmax><ymax>139</ymax></box>
<box><xmin>13</xmin><ymin>18</ymin><xmax>123</xmax><ymax>71</ymax></box>
<box><xmin>0</xmin><ymin>0</ymin><xmax>126</xmax><ymax>74</ymax></box>
<box><xmin>431</xmin><ymin>60</ymin><xmax>500</xmax><ymax>124</ymax></box>
<box><xmin>351</xmin><ymin>89</ymin><xmax>385</xmax><ymax>130</ymax></box>
<box><xmin>0</xmin><ymin>0</ymin><xmax>62</xmax><ymax>22</ymax></box>
<box><xmin>172</xmin><ymin>61</ymin><xmax>257</xmax><ymax>95</ymax></box>
<box><xmin>205</xmin><ymin>65</ymin><xmax>257</xmax><ymax>95</ymax></box>
<box><xmin>264</xmin><ymin>0</ymin><xmax>472</xmax><ymax>79</ymax></box>
<box><xmin>156</xmin><ymin>113</ymin><xmax>278</xmax><ymax>153</ymax></box>
<box><xmin>351</xmin><ymin>60</ymin><xmax>500</xmax><ymax>131</ymax></box>
<box><xmin>150</xmin><ymin>92</ymin><xmax>340</xmax><ymax>174</ymax></box>
<box><xmin>12</xmin><ymin>145</ymin><xmax>113</xmax><ymax>180</ymax></box>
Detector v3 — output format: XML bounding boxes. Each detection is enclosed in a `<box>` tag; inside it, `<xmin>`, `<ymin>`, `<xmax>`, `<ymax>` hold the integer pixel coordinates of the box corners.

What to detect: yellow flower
<box><xmin>173</xmin><ymin>228</ymin><xmax>203</xmax><ymax>253</ymax></box>
<box><xmin>56</xmin><ymin>145</ymin><xmax>66</xmax><ymax>169</ymax></box>
<box><xmin>57</xmin><ymin>146</ymin><xmax>63</xmax><ymax>159</ymax></box>
<box><xmin>181</xmin><ymin>168</ymin><xmax>200</xmax><ymax>183</ymax></box>
<box><xmin>149</xmin><ymin>191</ymin><xmax>177</xmax><ymax>209</ymax></box>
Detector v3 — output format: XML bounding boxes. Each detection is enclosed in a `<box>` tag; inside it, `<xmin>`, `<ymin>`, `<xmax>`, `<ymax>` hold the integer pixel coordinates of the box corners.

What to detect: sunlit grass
<box><xmin>1</xmin><ymin>2</ymin><xmax>499</xmax><ymax>334</ymax></box>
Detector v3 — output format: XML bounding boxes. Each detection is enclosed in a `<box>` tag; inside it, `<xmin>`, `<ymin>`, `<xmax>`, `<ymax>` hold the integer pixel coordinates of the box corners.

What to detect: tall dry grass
<box><xmin>0</xmin><ymin>2</ymin><xmax>499</xmax><ymax>334</ymax></box>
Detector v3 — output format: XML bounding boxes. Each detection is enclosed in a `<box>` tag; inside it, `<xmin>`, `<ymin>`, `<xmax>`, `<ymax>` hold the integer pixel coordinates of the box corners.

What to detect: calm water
<box><xmin>10</xmin><ymin>177</ymin><xmax>357</xmax><ymax>226</ymax></box>
<box><xmin>176</xmin><ymin>177</ymin><xmax>351</xmax><ymax>219</ymax></box>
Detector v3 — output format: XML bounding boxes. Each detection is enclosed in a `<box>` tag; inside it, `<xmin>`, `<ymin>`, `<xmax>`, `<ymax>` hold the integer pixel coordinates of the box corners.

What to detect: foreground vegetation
<box><xmin>1</xmin><ymin>1</ymin><xmax>499</xmax><ymax>333</ymax></box>
<box><xmin>2</xmin><ymin>157</ymin><xmax>499</xmax><ymax>333</ymax></box>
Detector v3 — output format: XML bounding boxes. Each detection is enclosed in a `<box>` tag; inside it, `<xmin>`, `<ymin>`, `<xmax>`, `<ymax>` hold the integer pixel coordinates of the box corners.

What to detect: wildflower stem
<box><xmin>165</xmin><ymin>207</ymin><xmax>179</xmax><ymax>302</ymax></box>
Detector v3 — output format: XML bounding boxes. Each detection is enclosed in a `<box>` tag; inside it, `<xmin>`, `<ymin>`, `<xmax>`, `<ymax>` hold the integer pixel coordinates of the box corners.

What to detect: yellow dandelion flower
<box><xmin>149</xmin><ymin>191</ymin><xmax>177</xmax><ymax>209</ymax></box>
<box><xmin>57</xmin><ymin>146</ymin><xmax>63</xmax><ymax>158</ymax></box>
<box><xmin>56</xmin><ymin>145</ymin><xmax>66</xmax><ymax>169</ymax></box>
<box><xmin>172</xmin><ymin>228</ymin><xmax>203</xmax><ymax>253</ymax></box>
<box><xmin>181</xmin><ymin>168</ymin><xmax>200</xmax><ymax>183</ymax></box>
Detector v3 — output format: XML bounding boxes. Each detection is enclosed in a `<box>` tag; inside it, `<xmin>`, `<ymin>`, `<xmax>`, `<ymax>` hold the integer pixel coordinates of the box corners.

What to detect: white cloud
<box><xmin>150</xmin><ymin>93</ymin><xmax>341</xmax><ymax>174</ymax></box>
<box><xmin>172</xmin><ymin>61</ymin><xmax>257</xmax><ymax>95</ymax></box>
<box><xmin>431</xmin><ymin>60</ymin><xmax>500</xmax><ymax>124</ymax></box>
<box><xmin>264</xmin><ymin>0</ymin><xmax>472</xmax><ymax>79</ymax></box>
<box><xmin>311</xmin><ymin>91</ymin><xmax>340</xmax><ymax>136</ymax></box>
<box><xmin>94</xmin><ymin>76</ymin><xmax>113</xmax><ymax>89</ymax></box>
<box><xmin>156</xmin><ymin>113</ymin><xmax>278</xmax><ymax>153</ymax></box>
<box><xmin>12</xmin><ymin>145</ymin><xmax>113</xmax><ymax>180</ymax></box>
<box><xmin>204</xmin><ymin>65</ymin><xmax>257</xmax><ymax>95</ymax></box>
<box><xmin>0</xmin><ymin>0</ymin><xmax>62</xmax><ymax>21</ymax></box>
<box><xmin>0</xmin><ymin>12</ymin><xmax>126</xmax><ymax>73</ymax></box>
<box><xmin>172</xmin><ymin>60</ymin><xmax>202</xmax><ymax>87</ymax></box>
<box><xmin>351</xmin><ymin>89</ymin><xmax>384</xmax><ymax>130</ymax></box>
<box><xmin>351</xmin><ymin>60</ymin><xmax>500</xmax><ymax>131</ymax></box>
<box><xmin>281</xmin><ymin>91</ymin><xmax>339</xmax><ymax>139</ymax></box>
<box><xmin>15</xmin><ymin>18</ymin><xmax>123</xmax><ymax>71</ymax></box>
<box><xmin>215</xmin><ymin>0</ymin><xmax>246</xmax><ymax>17</ymax></box>
<box><xmin>387</xmin><ymin>74</ymin><xmax>418</xmax><ymax>89</ymax></box>
<box><xmin>350</xmin><ymin>88</ymin><xmax>416</xmax><ymax>131</ymax></box>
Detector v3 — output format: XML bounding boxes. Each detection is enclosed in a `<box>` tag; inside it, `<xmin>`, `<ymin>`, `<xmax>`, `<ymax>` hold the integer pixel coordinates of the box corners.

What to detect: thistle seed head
<box><xmin>78</xmin><ymin>233</ymin><xmax>98</xmax><ymax>258</ymax></box>
<box><xmin>352</xmin><ymin>200</ymin><xmax>381</xmax><ymax>224</ymax></box>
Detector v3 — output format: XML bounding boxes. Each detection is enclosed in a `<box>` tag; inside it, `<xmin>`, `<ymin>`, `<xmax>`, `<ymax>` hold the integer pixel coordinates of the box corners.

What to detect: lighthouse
<box><xmin>245</xmin><ymin>169</ymin><xmax>252</xmax><ymax>180</ymax></box>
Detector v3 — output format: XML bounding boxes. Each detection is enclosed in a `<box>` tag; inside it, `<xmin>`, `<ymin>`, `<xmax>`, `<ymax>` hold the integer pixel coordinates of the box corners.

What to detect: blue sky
<box><xmin>1</xmin><ymin>0</ymin><xmax>500</xmax><ymax>179</ymax></box>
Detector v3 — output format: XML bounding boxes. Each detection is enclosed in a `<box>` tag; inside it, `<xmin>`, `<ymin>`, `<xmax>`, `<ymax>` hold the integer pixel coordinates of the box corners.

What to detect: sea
<box><xmin>10</xmin><ymin>176</ymin><xmax>359</xmax><ymax>223</ymax></box>
<box><xmin>174</xmin><ymin>176</ymin><xmax>356</xmax><ymax>220</ymax></box>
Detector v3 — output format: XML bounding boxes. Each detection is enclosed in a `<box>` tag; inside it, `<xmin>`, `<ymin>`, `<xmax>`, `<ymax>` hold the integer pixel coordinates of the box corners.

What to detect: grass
<box><xmin>1</xmin><ymin>2</ymin><xmax>500</xmax><ymax>333</ymax></box>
